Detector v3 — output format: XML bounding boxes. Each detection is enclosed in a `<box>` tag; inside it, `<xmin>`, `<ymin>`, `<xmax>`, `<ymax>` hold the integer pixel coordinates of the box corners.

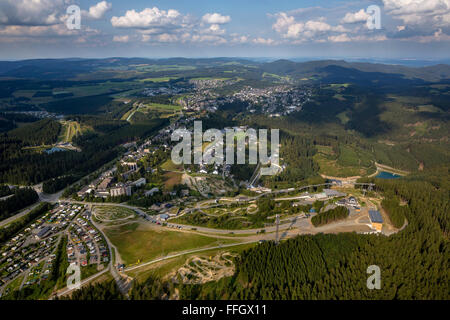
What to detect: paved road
<box><xmin>0</xmin><ymin>189</ymin><xmax>64</xmax><ymax>228</ymax></box>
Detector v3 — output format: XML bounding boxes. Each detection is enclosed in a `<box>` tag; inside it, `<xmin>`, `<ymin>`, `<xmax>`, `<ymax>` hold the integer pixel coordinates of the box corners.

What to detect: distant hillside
<box><xmin>0</xmin><ymin>57</ymin><xmax>449</xmax><ymax>83</ymax></box>
<box><xmin>261</xmin><ymin>59</ymin><xmax>450</xmax><ymax>82</ymax></box>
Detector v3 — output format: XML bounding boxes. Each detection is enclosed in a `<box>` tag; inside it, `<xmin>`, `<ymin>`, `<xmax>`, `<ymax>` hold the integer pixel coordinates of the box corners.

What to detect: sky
<box><xmin>0</xmin><ymin>0</ymin><xmax>449</xmax><ymax>60</ymax></box>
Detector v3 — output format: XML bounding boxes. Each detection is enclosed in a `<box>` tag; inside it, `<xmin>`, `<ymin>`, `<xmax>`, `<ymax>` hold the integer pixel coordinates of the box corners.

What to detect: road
<box><xmin>55</xmin><ymin>266</ymin><xmax>110</xmax><ymax>298</ymax></box>
<box><xmin>2</xmin><ymin>177</ymin><xmax>377</xmax><ymax>297</ymax></box>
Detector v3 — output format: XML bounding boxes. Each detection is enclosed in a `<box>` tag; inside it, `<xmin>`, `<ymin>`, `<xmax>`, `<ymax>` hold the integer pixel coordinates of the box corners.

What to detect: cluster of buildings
<box><xmin>189</xmin><ymin>78</ymin><xmax>239</xmax><ymax>90</ymax></box>
<box><xmin>336</xmin><ymin>196</ymin><xmax>360</xmax><ymax>208</ymax></box>
<box><xmin>142</xmin><ymin>85</ymin><xmax>186</xmax><ymax>97</ymax></box>
<box><xmin>0</xmin><ymin>203</ymin><xmax>83</xmax><ymax>290</ymax></box>
<box><xmin>67</xmin><ymin>215</ymin><xmax>108</xmax><ymax>267</ymax></box>
<box><xmin>232</xmin><ymin>85</ymin><xmax>312</xmax><ymax>116</ymax></box>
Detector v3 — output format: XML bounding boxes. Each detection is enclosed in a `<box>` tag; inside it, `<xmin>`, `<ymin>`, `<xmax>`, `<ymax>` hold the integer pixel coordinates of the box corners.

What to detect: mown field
<box><xmin>104</xmin><ymin>222</ymin><xmax>237</xmax><ymax>265</ymax></box>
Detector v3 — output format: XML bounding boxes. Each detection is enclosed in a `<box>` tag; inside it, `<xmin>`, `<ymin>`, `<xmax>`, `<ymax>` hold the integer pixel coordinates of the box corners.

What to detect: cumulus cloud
<box><xmin>328</xmin><ymin>33</ymin><xmax>352</xmax><ymax>42</ymax></box>
<box><xmin>191</xmin><ymin>34</ymin><xmax>227</xmax><ymax>44</ymax></box>
<box><xmin>202</xmin><ymin>23</ymin><xmax>226</xmax><ymax>35</ymax></box>
<box><xmin>113</xmin><ymin>35</ymin><xmax>129</xmax><ymax>43</ymax></box>
<box><xmin>382</xmin><ymin>0</ymin><xmax>450</xmax><ymax>39</ymax></box>
<box><xmin>0</xmin><ymin>24</ymin><xmax>99</xmax><ymax>38</ymax></box>
<box><xmin>202</xmin><ymin>13</ymin><xmax>231</xmax><ymax>24</ymax></box>
<box><xmin>273</xmin><ymin>13</ymin><xmax>347</xmax><ymax>40</ymax></box>
<box><xmin>111</xmin><ymin>7</ymin><xmax>233</xmax><ymax>44</ymax></box>
<box><xmin>341</xmin><ymin>9</ymin><xmax>370</xmax><ymax>24</ymax></box>
<box><xmin>252</xmin><ymin>37</ymin><xmax>275</xmax><ymax>45</ymax></box>
<box><xmin>0</xmin><ymin>0</ymin><xmax>66</xmax><ymax>26</ymax></box>
<box><xmin>231</xmin><ymin>34</ymin><xmax>249</xmax><ymax>43</ymax></box>
<box><xmin>111</xmin><ymin>7</ymin><xmax>184</xmax><ymax>29</ymax></box>
<box><xmin>383</xmin><ymin>0</ymin><xmax>450</xmax><ymax>28</ymax></box>
<box><xmin>83</xmin><ymin>1</ymin><xmax>112</xmax><ymax>20</ymax></box>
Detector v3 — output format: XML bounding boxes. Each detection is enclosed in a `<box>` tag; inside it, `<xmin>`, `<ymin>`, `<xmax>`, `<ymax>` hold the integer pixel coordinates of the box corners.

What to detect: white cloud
<box><xmin>328</xmin><ymin>33</ymin><xmax>351</xmax><ymax>42</ymax></box>
<box><xmin>0</xmin><ymin>24</ymin><xmax>99</xmax><ymax>39</ymax></box>
<box><xmin>0</xmin><ymin>0</ymin><xmax>66</xmax><ymax>26</ymax></box>
<box><xmin>381</xmin><ymin>0</ymin><xmax>450</xmax><ymax>40</ymax></box>
<box><xmin>83</xmin><ymin>1</ymin><xmax>112</xmax><ymax>20</ymax></box>
<box><xmin>341</xmin><ymin>9</ymin><xmax>370</xmax><ymax>24</ymax></box>
<box><xmin>273</xmin><ymin>13</ymin><xmax>345</xmax><ymax>40</ymax></box>
<box><xmin>201</xmin><ymin>24</ymin><xmax>226</xmax><ymax>35</ymax></box>
<box><xmin>231</xmin><ymin>35</ymin><xmax>249</xmax><ymax>43</ymax></box>
<box><xmin>113</xmin><ymin>35</ymin><xmax>129</xmax><ymax>43</ymax></box>
<box><xmin>252</xmin><ymin>37</ymin><xmax>275</xmax><ymax>45</ymax></box>
<box><xmin>112</xmin><ymin>7</ymin><xmax>232</xmax><ymax>44</ymax></box>
<box><xmin>383</xmin><ymin>0</ymin><xmax>450</xmax><ymax>27</ymax></box>
<box><xmin>158</xmin><ymin>33</ymin><xmax>179</xmax><ymax>42</ymax></box>
<box><xmin>202</xmin><ymin>13</ymin><xmax>231</xmax><ymax>24</ymax></box>
<box><xmin>191</xmin><ymin>34</ymin><xmax>227</xmax><ymax>45</ymax></box>
<box><xmin>111</xmin><ymin>7</ymin><xmax>183</xmax><ymax>29</ymax></box>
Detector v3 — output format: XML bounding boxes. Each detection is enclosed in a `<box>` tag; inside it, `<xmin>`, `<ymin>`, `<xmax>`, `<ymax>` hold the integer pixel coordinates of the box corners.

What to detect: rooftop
<box><xmin>369</xmin><ymin>210</ymin><xmax>383</xmax><ymax>223</ymax></box>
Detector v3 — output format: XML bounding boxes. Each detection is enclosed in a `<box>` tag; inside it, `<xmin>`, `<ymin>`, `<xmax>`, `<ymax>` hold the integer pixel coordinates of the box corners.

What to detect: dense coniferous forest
<box><xmin>381</xmin><ymin>196</ymin><xmax>407</xmax><ymax>228</ymax></box>
<box><xmin>7</xmin><ymin>119</ymin><xmax>61</xmax><ymax>146</ymax></box>
<box><xmin>311</xmin><ymin>206</ymin><xmax>349</xmax><ymax>227</ymax></box>
<box><xmin>0</xmin><ymin>118</ymin><xmax>168</xmax><ymax>186</ymax></box>
<box><xmin>0</xmin><ymin>202</ymin><xmax>51</xmax><ymax>244</ymax></box>
<box><xmin>42</xmin><ymin>175</ymin><xmax>78</xmax><ymax>194</ymax></box>
<box><xmin>66</xmin><ymin>177</ymin><xmax>448</xmax><ymax>300</ymax></box>
<box><xmin>0</xmin><ymin>185</ymin><xmax>12</xmax><ymax>197</ymax></box>
<box><xmin>175</xmin><ymin>178</ymin><xmax>448</xmax><ymax>300</ymax></box>
<box><xmin>0</xmin><ymin>187</ymin><xmax>38</xmax><ymax>220</ymax></box>
<box><xmin>57</xmin><ymin>280</ymin><xmax>123</xmax><ymax>300</ymax></box>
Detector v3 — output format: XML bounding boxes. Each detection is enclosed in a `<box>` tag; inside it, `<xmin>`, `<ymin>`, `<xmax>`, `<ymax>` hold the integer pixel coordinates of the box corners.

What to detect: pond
<box><xmin>376</xmin><ymin>171</ymin><xmax>401</xmax><ymax>179</ymax></box>
<box><xmin>44</xmin><ymin>147</ymin><xmax>67</xmax><ymax>154</ymax></box>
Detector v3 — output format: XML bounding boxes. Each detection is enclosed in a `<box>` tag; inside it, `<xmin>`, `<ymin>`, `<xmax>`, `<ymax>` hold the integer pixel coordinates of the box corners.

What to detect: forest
<box><xmin>63</xmin><ymin>176</ymin><xmax>448</xmax><ymax>300</ymax></box>
<box><xmin>0</xmin><ymin>202</ymin><xmax>51</xmax><ymax>244</ymax></box>
<box><xmin>311</xmin><ymin>206</ymin><xmax>349</xmax><ymax>227</ymax></box>
<box><xmin>0</xmin><ymin>118</ymin><xmax>168</xmax><ymax>186</ymax></box>
<box><xmin>0</xmin><ymin>187</ymin><xmax>39</xmax><ymax>221</ymax></box>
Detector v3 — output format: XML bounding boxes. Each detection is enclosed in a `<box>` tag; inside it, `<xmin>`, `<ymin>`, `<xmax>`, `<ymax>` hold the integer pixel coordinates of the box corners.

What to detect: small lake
<box><xmin>376</xmin><ymin>171</ymin><xmax>401</xmax><ymax>179</ymax></box>
<box><xmin>45</xmin><ymin>147</ymin><xmax>67</xmax><ymax>154</ymax></box>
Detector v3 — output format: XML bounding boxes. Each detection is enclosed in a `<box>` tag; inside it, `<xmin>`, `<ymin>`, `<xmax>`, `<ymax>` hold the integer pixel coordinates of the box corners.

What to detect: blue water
<box><xmin>45</xmin><ymin>147</ymin><xmax>66</xmax><ymax>154</ymax></box>
<box><xmin>376</xmin><ymin>171</ymin><xmax>401</xmax><ymax>179</ymax></box>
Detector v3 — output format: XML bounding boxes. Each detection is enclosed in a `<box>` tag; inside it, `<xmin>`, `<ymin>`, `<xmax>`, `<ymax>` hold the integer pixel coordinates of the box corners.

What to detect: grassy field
<box><xmin>161</xmin><ymin>159</ymin><xmax>184</xmax><ymax>172</ymax></box>
<box><xmin>94</xmin><ymin>206</ymin><xmax>137</xmax><ymax>223</ymax></box>
<box><xmin>314</xmin><ymin>144</ymin><xmax>376</xmax><ymax>177</ymax></box>
<box><xmin>58</xmin><ymin>121</ymin><xmax>88</xmax><ymax>142</ymax></box>
<box><xmin>163</xmin><ymin>171</ymin><xmax>183</xmax><ymax>190</ymax></box>
<box><xmin>125</xmin><ymin>242</ymin><xmax>256</xmax><ymax>282</ymax></box>
<box><xmin>144</xmin><ymin>103</ymin><xmax>182</xmax><ymax>112</ymax></box>
<box><xmin>104</xmin><ymin>223</ymin><xmax>237</xmax><ymax>265</ymax></box>
<box><xmin>139</xmin><ymin>77</ymin><xmax>179</xmax><ymax>83</ymax></box>
<box><xmin>3</xmin><ymin>274</ymin><xmax>25</xmax><ymax>294</ymax></box>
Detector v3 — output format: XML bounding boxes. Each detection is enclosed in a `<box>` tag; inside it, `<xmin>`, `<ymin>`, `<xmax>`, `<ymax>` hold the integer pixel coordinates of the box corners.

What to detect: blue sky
<box><xmin>0</xmin><ymin>0</ymin><xmax>449</xmax><ymax>60</ymax></box>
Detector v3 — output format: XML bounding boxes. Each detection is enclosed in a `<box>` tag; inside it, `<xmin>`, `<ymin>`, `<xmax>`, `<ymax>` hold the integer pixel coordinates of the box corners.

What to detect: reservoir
<box><xmin>376</xmin><ymin>171</ymin><xmax>401</xmax><ymax>179</ymax></box>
